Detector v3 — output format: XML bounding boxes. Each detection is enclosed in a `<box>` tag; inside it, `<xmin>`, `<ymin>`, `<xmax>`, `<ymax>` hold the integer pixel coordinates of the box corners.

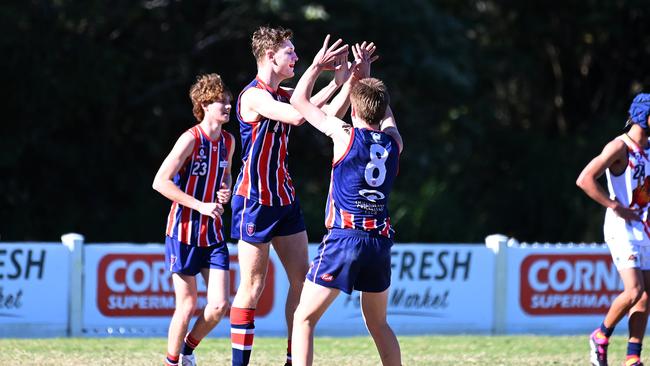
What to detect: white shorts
<box><xmin>606</xmin><ymin>241</ymin><xmax>650</xmax><ymax>270</ymax></box>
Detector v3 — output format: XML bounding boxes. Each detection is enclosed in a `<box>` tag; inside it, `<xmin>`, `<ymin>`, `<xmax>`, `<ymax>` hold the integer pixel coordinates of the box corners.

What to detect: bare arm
<box><xmin>322</xmin><ymin>42</ymin><xmax>379</xmax><ymax>119</ymax></box>
<box><xmin>576</xmin><ymin>138</ymin><xmax>639</xmax><ymax>221</ymax></box>
<box><xmin>216</xmin><ymin>134</ymin><xmax>235</xmax><ymax>204</ymax></box>
<box><xmin>322</xmin><ymin>75</ymin><xmax>353</xmax><ymax>119</ymax></box>
<box><xmin>241</xmin><ymin>88</ymin><xmax>305</xmax><ymax>126</ymax></box>
<box><xmin>152</xmin><ymin>132</ymin><xmax>223</xmax><ymax>219</ymax></box>
<box><xmin>290</xmin><ymin>35</ymin><xmax>350</xmax><ymax>146</ymax></box>
<box><xmin>380</xmin><ymin>106</ymin><xmax>403</xmax><ymax>153</ymax></box>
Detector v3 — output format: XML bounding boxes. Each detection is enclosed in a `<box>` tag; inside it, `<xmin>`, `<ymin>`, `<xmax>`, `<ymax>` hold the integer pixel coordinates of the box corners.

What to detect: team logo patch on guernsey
<box><xmin>320</xmin><ymin>273</ymin><xmax>334</xmax><ymax>282</ymax></box>
<box><xmin>246</xmin><ymin>223</ymin><xmax>256</xmax><ymax>236</ymax></box>
<box><xmin>371</xmin><ymin>132</ymin><xmax>381</xmax><ymax>142</ymax></box>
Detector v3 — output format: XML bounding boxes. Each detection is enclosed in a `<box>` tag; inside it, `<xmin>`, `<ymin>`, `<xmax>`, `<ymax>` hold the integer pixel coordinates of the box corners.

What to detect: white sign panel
<box><xmin>82</xmin><ymin>243</ymin><xmax>494</xmax><ymax>337</ymax></box>
<box><xmin>504</xmin><ymin>244</ymin><xmax>622</xmax><ymax>334</ymax></box>
<box><xmin>82</xmin><ymin>244</ymin><xmax>289</xmax><ymax>336</ymax></box>
<box><xmin>315</xmin><ymin>244</ymin><xmax>495</xmax><ymax>335</ymax></box>
<box><xmin>0</xmin><ymin>243</ymin><xmax>70</xmax><ymax>337</ymax></box>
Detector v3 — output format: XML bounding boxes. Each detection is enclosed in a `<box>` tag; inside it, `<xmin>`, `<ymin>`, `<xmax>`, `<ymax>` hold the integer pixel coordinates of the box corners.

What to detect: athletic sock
<box><xmin>231</xmin><ymin>307</ymin><xmax>255</xmax><ymax>366</ymax></box>
<box><xmin>600</xmin><ymin>322</ymin><xmax>615</xmax><ymax>338</ymax></box>
<box><xmin>165</xmin><ymin>353</ymin><xmax>179</xmax><ymax>366</ymax></box>
<box><xmin>286</xmin><ymin>338</ymin><xmax>292</xmax><ymax>365</ymax></box>
<box><xmin>627</xmin><ymin>341</ymin><xmax>642</xmax><ymax>358</ymax></box>
<box><xmin>182</xmin><ymin>333</ymin><xmax>201</xmax><ymax>355</ymax></box>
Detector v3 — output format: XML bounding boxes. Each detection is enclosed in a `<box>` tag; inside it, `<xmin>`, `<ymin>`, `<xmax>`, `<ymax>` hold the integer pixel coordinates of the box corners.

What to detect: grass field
<box><xmin>0</xmin><ymin>335</ymin><xmax>634</xmax><ymax>365</ymax></box>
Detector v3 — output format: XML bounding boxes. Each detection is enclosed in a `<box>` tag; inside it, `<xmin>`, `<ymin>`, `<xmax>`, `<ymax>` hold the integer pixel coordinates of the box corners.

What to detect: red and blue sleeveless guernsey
<box><xmin>325</xmin><ymin>128</ymin><xmax>400</xmax><ymax>238</ymax></box>
<box><xmin>165</xmin><ymin>125</ymin><xmax>235</xmax><ymax>246</ymax></box>
<box><xmin>233</xmin><ymin>77</ymin><xmax>296</xmax><ymax>206</ymax></box>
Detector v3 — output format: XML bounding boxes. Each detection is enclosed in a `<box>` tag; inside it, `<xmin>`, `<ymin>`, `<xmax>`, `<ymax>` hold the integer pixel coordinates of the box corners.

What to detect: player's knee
<box><xmin>293</xmin><ymin>306</ymin><xmax>318</xmax><ymax>326</ymax></box>
<box><xmin>625</xmin><ymin>285</ymin><xmax>645</xmax><ymax>305</ymax></box>
<box><xmin>247</xmin><ymin>279</ymin><xmax>266</xmax><ymax>300</ymax></box>
<box><xmin>364</xmin><ymin>317</ymin><xmax>389</xmax><ymax>334</ymax></box>
<box><xmin>205</xmin><ymin>299</ymin><xmax>230</xmax><ymax>320</ymax></box>
<box><xmin>238</xmin><ymin>274</ymin><xmax>266</xmax><ymax>296</ymax></box>
<box><xmin>288</xmin><ymin>268</ymin><xmax>309</xmax><ymax>286</ymax></box>
<box><xmin>636</xmin><ymin>291</ymin><xmax>649</xmax><ymax>310</ymax></box>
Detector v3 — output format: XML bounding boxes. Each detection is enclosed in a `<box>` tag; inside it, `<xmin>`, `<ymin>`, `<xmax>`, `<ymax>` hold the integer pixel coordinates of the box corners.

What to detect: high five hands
<box><xmin>351</xmin><ymin>41</ymin><xmax>379</xmax><ymax>79</ymax></box>
<box><xmin>313</xmin><ymin>34</ymin><xmax>380</xmax><ymax>86</ymax></box>
<box><xmin>311</xmin><ymin>34</ymin><xmax>349</xmax><ymax>71</ymax></box>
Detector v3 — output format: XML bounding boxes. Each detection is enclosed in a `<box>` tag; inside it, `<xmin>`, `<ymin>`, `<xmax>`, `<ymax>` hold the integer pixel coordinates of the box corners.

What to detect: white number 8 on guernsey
<box><xmin>364</xmin><ymin>144</ymin><xmax>389</xmax><ymax>187</ymax></box>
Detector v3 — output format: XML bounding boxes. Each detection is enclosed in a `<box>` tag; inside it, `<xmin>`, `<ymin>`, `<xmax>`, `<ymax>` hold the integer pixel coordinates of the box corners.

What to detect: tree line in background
<box><xmin>2</xmin><ymin>0</ymin><xmax>650</xmax><ymax>243</ymax></box>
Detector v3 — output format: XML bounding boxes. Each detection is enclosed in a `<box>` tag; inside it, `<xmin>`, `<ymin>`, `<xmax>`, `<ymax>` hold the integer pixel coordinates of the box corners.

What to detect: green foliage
<box><xmin>2</xmin><ymin>0</ymin><xmax>650</xmax><ymax>243</ymax></box>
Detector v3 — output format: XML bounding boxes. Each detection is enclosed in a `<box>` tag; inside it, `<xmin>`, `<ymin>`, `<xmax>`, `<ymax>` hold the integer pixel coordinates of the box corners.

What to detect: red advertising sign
<box><xmin>97</xmin><ymin>254</ymin><xmax>274</xmax><ymax>317</ymax></box>
<box><xmin>520</xmin><ymin>254</ymin><xmax>621</xmax><ymax>315</ymax></box>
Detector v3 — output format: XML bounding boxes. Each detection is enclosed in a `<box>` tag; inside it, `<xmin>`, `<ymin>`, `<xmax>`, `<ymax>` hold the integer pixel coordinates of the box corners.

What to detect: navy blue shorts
<box><xmin>230</xmin><ymin>195</ymin><xmax>306</xmax><ymax>244</ymax></box>
<box><xmin>306</xmin><ymin>228</ymin><xmax>393</xmax><ymax>294</ymax></box>
<box><xmin>165</xmin><ymin>236</ymin><xmax>229</xmax><ymax>275</ymax></box>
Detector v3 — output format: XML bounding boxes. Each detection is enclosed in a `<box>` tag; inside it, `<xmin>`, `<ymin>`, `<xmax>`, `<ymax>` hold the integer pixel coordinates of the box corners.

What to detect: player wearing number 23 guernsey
<box><xmin>153</xmin><ymin>73</ymin><xmax>235</xmax><ymax>366</ymax></box>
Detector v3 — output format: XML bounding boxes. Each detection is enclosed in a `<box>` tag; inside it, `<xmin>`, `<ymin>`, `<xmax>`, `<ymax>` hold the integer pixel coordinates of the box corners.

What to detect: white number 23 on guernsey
<box><xmin>364</xmin><ymin>144</ymin><xmax>389</xmax><ymax>187</ymax></box>
<box><xmin>191</xmin><ymin>162</ymin><xmax>207</xmax><ymax>176</ymax></box>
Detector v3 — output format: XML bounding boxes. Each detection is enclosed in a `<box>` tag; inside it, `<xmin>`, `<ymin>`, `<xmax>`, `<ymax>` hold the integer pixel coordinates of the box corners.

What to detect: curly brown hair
<box><xmin>251</xmin><ymin>26</ymin><xmax>293</xmax><ymax>63</ymax></box>
<box><xmin>350</xmin><ymin>78</ymin><xmax>390</xmax><ymax>125</ymax></box>
<box><xmin>189</xmin><ymin>73</ymin><xmax>232</xmax><ymax>122</ymax></box>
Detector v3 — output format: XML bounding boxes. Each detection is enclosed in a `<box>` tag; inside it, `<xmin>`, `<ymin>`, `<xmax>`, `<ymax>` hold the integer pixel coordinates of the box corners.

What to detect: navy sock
<box><xmin>600</xmin><ymin>323</ymin><xmax>615</xmax><ymax>338</ymax></box>
<box><xmin>628</xmin><ymin>341</ymin><xmax>642</xmax><ymax>357</ymax></box>
<box><xmin>182</xmin><ymin>333</ymin><xmax>200</xmax><ymax>355</ymax></box>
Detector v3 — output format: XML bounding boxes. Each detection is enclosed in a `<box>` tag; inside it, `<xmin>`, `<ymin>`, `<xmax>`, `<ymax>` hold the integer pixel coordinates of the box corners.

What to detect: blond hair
<box><xmin>189</xmin><ymin>73</ymin><xmax>231</xmax><ymax>121</ymax></box>
<box><xmin>350</xmin><ymin>78</ymin><xmax>390</xmax><ymax>125</ymax></box>
<box><xmin>251</xmin><ymin>26</ymin><xmax>293</xmax><ymax>63</ymax></box>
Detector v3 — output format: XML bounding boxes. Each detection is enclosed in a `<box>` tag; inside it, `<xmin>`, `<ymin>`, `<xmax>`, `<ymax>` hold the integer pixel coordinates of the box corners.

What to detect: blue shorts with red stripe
<box><xmin>230</xmin><ymin>194</ymin><xmax>306</xmax><ymax>244</ymax></box>
<box><xmin>165</xmin><ymin>236</ymin><xmax>229</xmax><ymax>275</ymax></box>
<box><xmin>306</xmin><ymin>228</ymin><xmax>393</xmax><ymax>294</ymax></box>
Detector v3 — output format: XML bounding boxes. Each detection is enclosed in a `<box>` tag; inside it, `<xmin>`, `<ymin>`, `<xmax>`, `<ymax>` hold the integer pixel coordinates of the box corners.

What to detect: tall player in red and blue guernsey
<box><xmin>229</xmin><ymin>26</ymin><xmax>350</xmax><ymax>366</ymax></box>
<box><xmin>290</xmin><ymin>36</ymin><xmax>403</xmax><ymax>366</ymax></box>
<box><xmin>153</xmin><ymin>73</ymin><xmax>235</xmax><ymax>366</ymax></box>
<box><xmin>578</xmin><ymin>93</ymin><xmax>650</xmax><ymax>366</ymax></box>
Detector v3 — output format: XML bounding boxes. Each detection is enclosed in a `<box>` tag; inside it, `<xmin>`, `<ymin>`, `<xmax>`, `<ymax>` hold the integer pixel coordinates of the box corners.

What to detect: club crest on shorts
<box><xmin>246</xmin><ymin>223</ymin><xmax>256</xmax><ymax>236</ymax></box>
<box><xmin>320</xmin><ymin>273</ymin><xmax>334</xmax><ymax>282</ymax></box>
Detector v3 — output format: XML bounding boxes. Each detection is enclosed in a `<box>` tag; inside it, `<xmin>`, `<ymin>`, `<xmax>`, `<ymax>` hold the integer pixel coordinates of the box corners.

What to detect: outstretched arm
<box><xmin>242</xmin><ymin>66</ymin><xmax>344</xmax><ymax>127</ymax></box>
<box><xmin>322</xmin><ymin>41</ymin><xmax>379</xmax><ymax>119</ymax></box>
<box><xmin>290</xmin><ymin>35</ymin><xmax>350</xmax><ymax>145</ymax></box>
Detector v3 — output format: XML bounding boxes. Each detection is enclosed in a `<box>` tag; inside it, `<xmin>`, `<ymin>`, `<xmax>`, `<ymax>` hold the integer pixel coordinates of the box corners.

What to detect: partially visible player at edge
<box><xmin>577</xmin><ymin>93</ymin><xmax>650</xmax><ymax>366</ymax></box>
<box><xmin>229</xmin><ymin>26</ymin><xmax>351</xmax><ymax>366</ymax></box>
<box><xmin>290</xmin><ymin>35</ymin><xmax>403</xmax><ymax>366</ymax></box>
<box><xmin>153</xmin><ymin>73</ymin><xmax>235</xmax><ymax>366</ymax></box>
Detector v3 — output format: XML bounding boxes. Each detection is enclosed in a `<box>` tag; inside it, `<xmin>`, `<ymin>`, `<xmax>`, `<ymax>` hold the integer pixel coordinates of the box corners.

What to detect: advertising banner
<box><xmin>505</xmin><ymin>245</ymin><xmax>622</xmax><ymax>333</ymax></box>
<box><xmin>82</xmin><ymin>244</ymin><xmax>288</xmax><ymax>336</ymax></box>
<box><xmin>0</xmin><ymin>243</ymin><xmax>70</xmax><ymax>337</ymax></box>
<box><xmin>82</xmin><ymin>243</ymin><xmax>494</xmax><ymax>336</ymax></box>
<box><xmin>316</xmin><ymin>244</ymin><xmax>495</xmax><ymax>335</ymax></box>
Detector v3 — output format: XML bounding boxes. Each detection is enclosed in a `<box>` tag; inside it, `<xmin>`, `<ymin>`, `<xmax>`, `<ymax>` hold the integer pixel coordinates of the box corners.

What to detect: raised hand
<box><xmin>351</xmin><ymin>41</ymin><xmax>379</xmax><ymax>79</ymax></box>
<box><xmin>311</xmin><ymin>34</ymin><xmax>349</xmax><ymax>70</ymax></box>
<box><xmin>333</xmin><ymin>53</ymin><xmax>353</xmax><ymax>86</ymax></box>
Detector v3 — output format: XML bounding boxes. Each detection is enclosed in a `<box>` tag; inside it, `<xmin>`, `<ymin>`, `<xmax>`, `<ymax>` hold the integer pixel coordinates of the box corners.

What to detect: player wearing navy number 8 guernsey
<box><xmin>289</xmin><ymin>35</ymin><xmax>403</xmax><ymax>366</ymax></box>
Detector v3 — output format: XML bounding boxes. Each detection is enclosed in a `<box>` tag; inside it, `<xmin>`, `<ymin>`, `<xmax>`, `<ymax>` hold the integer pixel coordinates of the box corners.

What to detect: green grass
<box><xmin>0</xmin><ymin>335</ymin><xmax>630</xmax><ymax>365</ymax></box>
